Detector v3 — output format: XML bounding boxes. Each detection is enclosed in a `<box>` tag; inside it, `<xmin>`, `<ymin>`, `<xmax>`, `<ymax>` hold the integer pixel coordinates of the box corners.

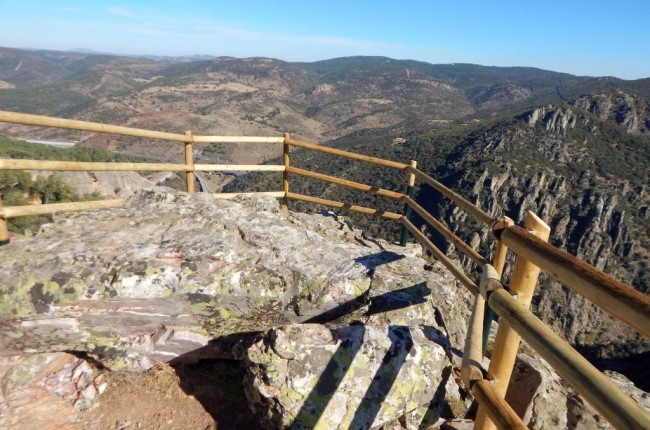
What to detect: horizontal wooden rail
<box><xmin>286</xmin><ymin>192</ymin><xmax>402</xmax><ymax>220</ymax></box>
<box><xmin>195</xmin><ymin>164</ymin><xmax>285</xmax><ymax>172</ymax></box>
<box><xmin>0</xmin><ymin>110</ymin><xmax>284</xmax><ymax>145</ymax></box>
<box><xmin>0</xmin><ymin>110</ymin><xmax>188</xmax><ymax>142</ymax></box>
<box><xmin>410</xmin><ymin>167</ymin><xmax>494</xmax><ymax>226</ymax></box>
<box><xmin>403</xmin><ymin>196</ymin><xmax>486</xmax><ymax>267</ymax></box>
<box><xmin>501</xmin><ymin>224</ymin><xmax>650</xmax><ymax>338</ymax></box>
<box><xmin>287</xmin><ymin>166</ymin><xmax>404</xmax><ymax>199</ymax></box>
<box><xmin>0</xmin><ymin>159</ymin><xmax>189</xmax><ymax>172</ymax></box>
<box><xmin>192</xmin><ymin>135</ymin><xmax>284</xmax><ymax>143</ymax></box>
<box><xmin>471</xmin><ymin>380</ymin><xmax>528</xmax><ymax>430</ymax></box>
<box><xmin>401</xmin><ymin>217</ymin><xmax>479</xmax><ymax>295</ymax></box>
<box><xmin>285</xmin><ymin>138</ymin><xmax>409</xmax><ymax>170</ymax></box>
<box><xmin>489</xmin><ymin>288</ymin><xmax>650</xmax><ymax>429</ymax></box>
<box><xmin>211</xmin><ymin>191</ymin><xmax>285</xmax><ymax>199</ymax></box>
<box><xmin>1</xmin><ymin>199</ymin><xmax>126</xmax><ymax>218</ymax></box>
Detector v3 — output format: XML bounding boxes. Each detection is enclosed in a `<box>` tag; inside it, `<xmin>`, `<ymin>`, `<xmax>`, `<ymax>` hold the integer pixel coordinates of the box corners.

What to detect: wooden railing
<box><xmin>1</xmin><ymin>110</ymin><xmax>649</xmax><ymax>429</ymax></box>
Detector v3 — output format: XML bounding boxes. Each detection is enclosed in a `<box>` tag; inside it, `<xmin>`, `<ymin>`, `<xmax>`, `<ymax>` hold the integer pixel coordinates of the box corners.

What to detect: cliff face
<box><xmin>431</xmin><ymin>92</ymin><xmax>649</xmax><ymax>360</ymax></box>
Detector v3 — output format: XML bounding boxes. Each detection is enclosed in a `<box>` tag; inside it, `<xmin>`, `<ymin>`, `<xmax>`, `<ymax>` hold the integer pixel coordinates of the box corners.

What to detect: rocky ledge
<box><xmin>0</xmin><ymin>188</ymin><xmax>646</xmax><ymax>428</ymax></box>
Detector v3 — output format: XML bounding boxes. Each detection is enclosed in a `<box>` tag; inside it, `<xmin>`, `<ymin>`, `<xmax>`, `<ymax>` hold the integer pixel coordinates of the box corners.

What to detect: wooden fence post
<box><xmin>185</xmin><ymin>130</ymin><xmax>194</xmax><ymax>193</ymax></box>
<box><xmin>474</xmin><ymin>211</ymin><xmax>550</xmax><ymax>430</ymax></box>
<box><xmin>282</xmin><ymin>133</ymin><xmax>290</xmax><ymax>207</ymax></box>
<box><xmin>482</xmin><ymin>217</ymin><xmax>515</xmax><ymax>353</ymax></box>
<box><xmin>0</xmin><ymin>193</ymin><xmax>9</xmax><ymax>246</ymax></box>
<box><xmin>399</xmin><ymin>160</ymin><xmax>417</xmax><ymax>246</ymax></box>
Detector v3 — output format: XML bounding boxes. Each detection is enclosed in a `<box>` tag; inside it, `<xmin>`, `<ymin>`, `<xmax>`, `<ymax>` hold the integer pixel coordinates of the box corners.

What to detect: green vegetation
<box><xmin>0</xmin><ymin>136</ymin><xmax>149</xmax><ymax>233</ymax></box>
<box><xmin>1</xmin><ymin>170</ymin><xmax>78</xmax><ymax>233</ymax></box>
<box><xmin>0</xmin><ymin>135</ymin><xmax>149</xmax><ymax>163</ymax></box>
<box><xmin>0</xmin><ymin>86</ymin><xmax>92</xmax><ymax>115</ymax></box>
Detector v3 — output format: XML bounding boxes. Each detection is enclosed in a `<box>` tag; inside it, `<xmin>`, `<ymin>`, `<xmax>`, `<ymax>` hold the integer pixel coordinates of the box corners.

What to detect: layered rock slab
<box><xmin>0</xmin><ymin>189</ymin><xmax>471</xmax><ymax>371</ymax></box>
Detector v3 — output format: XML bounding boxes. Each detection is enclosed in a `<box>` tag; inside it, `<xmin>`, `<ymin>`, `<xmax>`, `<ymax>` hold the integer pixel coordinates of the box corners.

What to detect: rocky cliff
<box><xmin>2</xmin><ymin>188</ymin><xmax>640</xmax><ymax>428</ymax></box>
<box><xmin>434</xmin><ymin>92</ymin><xmax>650</xmax><ymax>365</ymax></box>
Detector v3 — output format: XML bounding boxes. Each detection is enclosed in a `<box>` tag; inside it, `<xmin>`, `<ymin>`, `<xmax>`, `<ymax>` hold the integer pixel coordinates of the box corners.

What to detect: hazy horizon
<box><xmin>1</xmin><ymin>0</ymin><xmax>649</xmax><ymax>80</ymax></box>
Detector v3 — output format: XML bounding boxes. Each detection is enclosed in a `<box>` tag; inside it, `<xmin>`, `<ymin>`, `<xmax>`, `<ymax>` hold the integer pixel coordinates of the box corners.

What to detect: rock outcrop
<box><xmin>416</xmin><ymin>95</ymin><xmax>650</xmax><ymax>363</ymax></box>
<box><xmin>1</xmin><ymin>188</ymin><xmax>646</xmax><ymax>428</ymax></box>
<box><xmin>244</xmin><ymin>324</ymin><xmax>464</xmax><ymax>429</ymax></box>
<box><xmin>574</xmin><ymin>91</ymin><xmax>650</xmax><ymax>135</ymax></box>
<box><xmin>0</xmin><ymin>352</ymin><xmax>105</xmax><ymax>429</ymax></box>
<box><xmin>0</xmin><ymin>188</ymin><xmax>477</xmax><ymax>427</ymax></box>
<box><xmin>0</xmin><ymin>189</ymin><xmax>471</xmax><ymax>369</ymax></box>
<box><xmin>31</xmin><ymin>170</ymin><xmax>155</xmax><ymax>199</ymax></box>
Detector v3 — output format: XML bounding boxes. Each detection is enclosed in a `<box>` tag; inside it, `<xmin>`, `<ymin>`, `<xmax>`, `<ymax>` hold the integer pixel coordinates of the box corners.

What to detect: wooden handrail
<box><xmin>0</xmin><ymin>194</ymin><xmax>9</xmax><ymax>246</ymax></box>
<box><xmin>285</xmin><ymin>137</ymin><xmax>409</xmax><ymax>170</ymax></box>
<box><xmin>193</xmin><ymin>135</ymin><xmax>284</xmax><ymax>143</ymax></box>
<box><xmin>501</xmin><ymin>224</ymin><xmax>650</xmax><ymax>338</ymax></box>
<box><xmin>410</xmin><ymin>167</ymin><xmax>494</xmax><ymax>226</ymax></box>
<box><xmin>0</xmin><ymin>159</ymin><xmax>190</xmax><ymax>171</ymax></box>
<box><xmin>490</xmin><ymin>288</ymin><xmax>650</xmax><ymax>429</ymax></box>
<box><xmin>0</xmin><ymin>110</ymin><xmax>188</xmax><ymax>142</ymax></box>
<box><xmin>477</xmin><ymin>212</ymin><xmax>551</xmax><ymax>430</ymax></box>
<box><xmin>401</xmin><ymin>217</ymin><xmax>479</xmax><ymax>295</ymax></box>
<box><xmin>287</xmin><ymin>166</ymin><xmax>404</xmax><ymax>199</ymax></box>
<box><xmin>282</xmin><ymin>133</ymin><xmax>291</xmax><ymax>207</ymax></box>
<box><xmin>210</xmin><ymin>191</ymin><xmax>285</xmax><ymax>199</ymax></box>
<box><xmin>403</xmin><ymin>196</ymin><xmax>486</xmax><ymax>267</ymax></box>
<box><xmin>461</xmin><ymin>288</ymin><xmax>487</xmax><ymax>387</ymax></box>
<box><xmin>0</xmin><ymin>109</ymin><xmax>284</xmax><ymax>144</ymax></box>
<box><xmin>1</xmin><ymin>199</ymin><xmax>126</xmax><ymax>218</ymax></box>
<box><xmin>184</xmin><ymin>131</ymin><xmax>195</xmax><ymax>193</ymax></box>
<box><xmin>194</xmin><ymin>164</ymin><xmax>285</xmax><ymax>172</ymax></box>
<box><xmin>286</xmin><ymin>192</ymin><xmax>402</xmax><ymax>220</ymax></box>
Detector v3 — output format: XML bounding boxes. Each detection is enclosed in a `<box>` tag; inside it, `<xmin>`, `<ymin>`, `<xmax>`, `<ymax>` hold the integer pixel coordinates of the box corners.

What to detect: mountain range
<box><xmin>1</xmin><ymin>46</ymin><xmax>649</xmax><ymax>162</ymax></box>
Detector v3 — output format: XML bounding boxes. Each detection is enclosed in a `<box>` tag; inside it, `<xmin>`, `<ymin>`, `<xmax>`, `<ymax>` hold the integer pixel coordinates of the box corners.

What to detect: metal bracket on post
<box><xmin>399</xmin><ymin>160</ymin><xmax>417</xmax><ymax>246</ymax></box>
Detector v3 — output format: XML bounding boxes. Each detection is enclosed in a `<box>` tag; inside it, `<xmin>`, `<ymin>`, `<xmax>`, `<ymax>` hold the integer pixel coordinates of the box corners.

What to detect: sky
<box><xmin>1</xmin><ymin>0</ymin><xmax>649</xmax><ymax>80</ymax></box>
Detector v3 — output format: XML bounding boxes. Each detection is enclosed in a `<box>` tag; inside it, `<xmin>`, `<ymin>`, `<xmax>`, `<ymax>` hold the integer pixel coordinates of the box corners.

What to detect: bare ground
<box><xmin>83</xmin><ymin>360</ymin><xmax>258</xmax><ymax>430</ymax></box>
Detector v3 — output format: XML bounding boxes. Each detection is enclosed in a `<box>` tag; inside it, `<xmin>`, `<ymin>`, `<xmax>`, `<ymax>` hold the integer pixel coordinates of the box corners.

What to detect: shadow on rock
<box><xmin>170</xmin><ymin>332</ymin><xmax>263</xmax><ymax>430</ymax></box>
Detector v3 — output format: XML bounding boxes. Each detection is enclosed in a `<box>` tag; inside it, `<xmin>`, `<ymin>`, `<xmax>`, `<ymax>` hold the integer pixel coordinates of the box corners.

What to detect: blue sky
<box><xmin>1</xmin><ymin>0</ymin><xmax>649</xmax><ymax>79</ymax></box>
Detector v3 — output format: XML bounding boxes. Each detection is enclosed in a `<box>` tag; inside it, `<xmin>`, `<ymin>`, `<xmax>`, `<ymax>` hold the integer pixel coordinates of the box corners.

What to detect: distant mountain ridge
<box><xmin>1</xmin><ymin>46</ymin><xmax>649</xmax><ymax>164</ymax></box>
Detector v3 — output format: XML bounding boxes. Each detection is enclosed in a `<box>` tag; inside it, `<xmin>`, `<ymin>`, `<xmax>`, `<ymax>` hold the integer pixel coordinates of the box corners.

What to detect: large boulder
<box><xmin>244</xmin><ymin>323</ymin><xmax>466</xmax><ymax>429</ymax></box>
<box><xmin>0</xmin><ymin>189</ymin><xmax>471</xmax><ymax>371</ymax></box>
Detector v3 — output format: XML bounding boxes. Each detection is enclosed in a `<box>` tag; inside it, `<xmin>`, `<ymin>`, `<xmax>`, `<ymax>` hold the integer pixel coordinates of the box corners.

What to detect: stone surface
<box><xmin>0</xmin><ymin>188</ymin><xmax>471</xmax><ymax>372</ymax></box>
<box><xmin>2</xmin><ymin>188</ymin><xmax>646</xmax><ymax>429</ymax></box>
<box><xmin>244</xmin><ymin>323</ymin><xmax>465</xmax><ymax>430</ymax></box>
<box><xmin>506</xmin><ymin>354</ymin><xmax>568</xmax><ymax>429</ymax></box>
<box><xmin>0</xmin><ymin>352</ymin><xmax>102</xmax><ymax>429</ymax></box>
<box><xmin>504</xmin><ymin>353</ymin><xmax>650</xmax><ymax>430</ymax></box>
<box><xmin>33</xmin><ymin>170</ymin><xmax>155</xmax><ymax>199</ymax></box>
